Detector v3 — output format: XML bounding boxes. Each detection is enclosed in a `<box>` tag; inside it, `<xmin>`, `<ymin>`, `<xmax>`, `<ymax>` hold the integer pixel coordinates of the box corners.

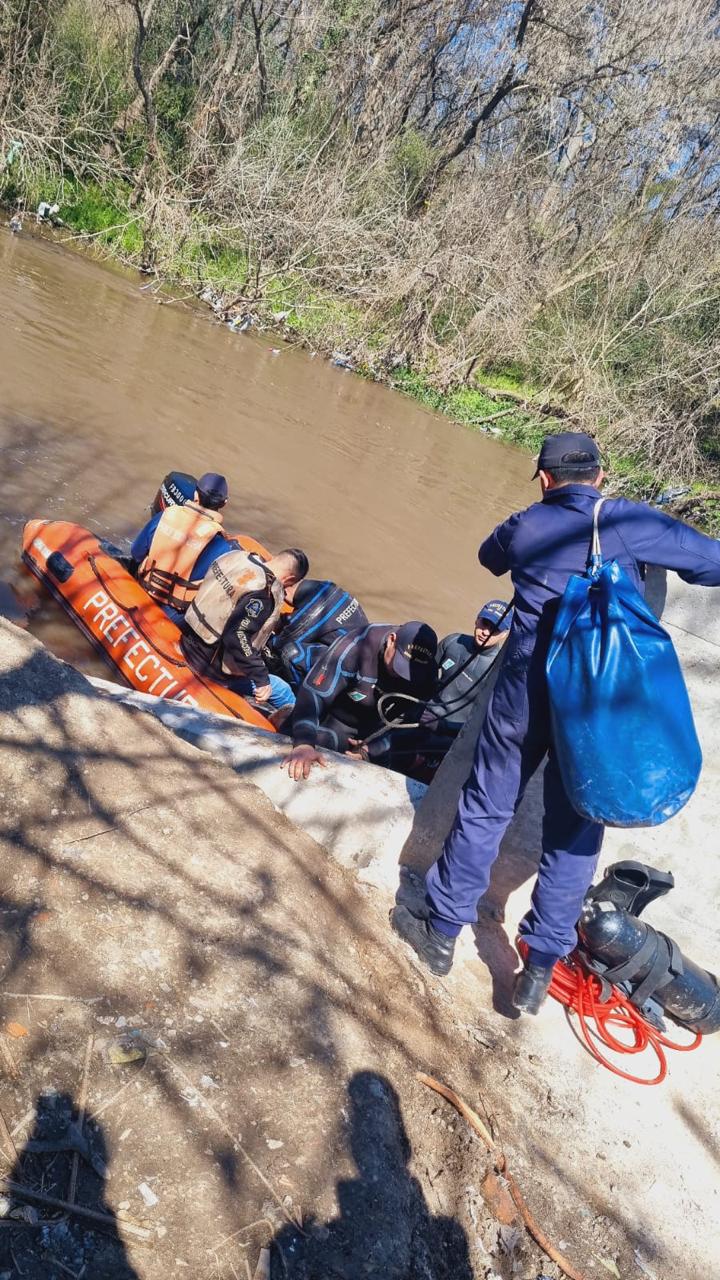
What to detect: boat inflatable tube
<box><xmin>21</xmin><ymin>519</ymin><xmax>275</xmax><ymax>731</ymax></box>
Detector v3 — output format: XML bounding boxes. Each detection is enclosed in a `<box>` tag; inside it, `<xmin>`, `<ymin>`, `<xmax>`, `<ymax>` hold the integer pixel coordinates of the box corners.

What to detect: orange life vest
<box><xmin>138</xmin><ymin>502</ymin><xmax>224</xmax><ymax>610</ymax></box>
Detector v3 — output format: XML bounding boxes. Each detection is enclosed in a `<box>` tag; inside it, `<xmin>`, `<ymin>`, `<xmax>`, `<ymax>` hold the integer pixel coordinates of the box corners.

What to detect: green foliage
<box><xmin>60</xmin><ymin>182</ymin><xmax>143</xmax><ymax>256</ymax></box>
<box><xmin>389</xmin><ymin>130</ymin><xmax>436</xmax><ymax>201</ymax></box>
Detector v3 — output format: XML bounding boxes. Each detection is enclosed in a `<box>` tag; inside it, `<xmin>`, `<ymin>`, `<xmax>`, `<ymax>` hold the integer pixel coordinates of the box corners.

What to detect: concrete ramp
<box><xmin>89</xmin><ymin>677</ymin><xmax>426</xmax><ymax>887</ymax></box>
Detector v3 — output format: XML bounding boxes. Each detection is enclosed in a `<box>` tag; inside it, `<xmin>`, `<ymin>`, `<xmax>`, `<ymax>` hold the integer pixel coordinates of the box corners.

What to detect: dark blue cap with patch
<box><xmin>532</xmin><ymin>431</ymin><xmax>601</xmax><ymax>479</ymax></box>
<box><xmin>476</xmin><ymin>599</ymin><xmax>513</xmax><ymax>632</ymax></box>
<box><xmin>389</xmin><ymin>621</ymin><xmax>438</xmax><ymax>692</ymax></box>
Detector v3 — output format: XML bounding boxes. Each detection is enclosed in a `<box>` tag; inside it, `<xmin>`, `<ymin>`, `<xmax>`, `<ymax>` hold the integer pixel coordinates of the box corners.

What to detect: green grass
<box><xmin>60</xmin><ymin>180</ymin><xmax>143</xmax><ymax>255</ymax></box>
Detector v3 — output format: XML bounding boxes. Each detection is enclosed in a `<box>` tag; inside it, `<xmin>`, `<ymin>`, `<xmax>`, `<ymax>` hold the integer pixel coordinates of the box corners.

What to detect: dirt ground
<box><xmin>0</xmin><ymin>619</ymin><xmax>715</xmax><ymax>1280</ymax></box>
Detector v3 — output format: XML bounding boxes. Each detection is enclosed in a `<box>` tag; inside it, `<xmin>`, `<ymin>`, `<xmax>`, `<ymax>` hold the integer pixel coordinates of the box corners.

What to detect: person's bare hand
<box><xmin>253</xmin><ymin>682</ymin><xmax>272</xmax><ymax>703</ymax></box>
<box><xmin>346</xmin><ymin>738</ymin><xmax>369</xmax><ymax>761</ymax></box>
<box><xmin>281</xmin><ymin>745</ymin><xmax>327</xmax><ymax>781</ymax></box>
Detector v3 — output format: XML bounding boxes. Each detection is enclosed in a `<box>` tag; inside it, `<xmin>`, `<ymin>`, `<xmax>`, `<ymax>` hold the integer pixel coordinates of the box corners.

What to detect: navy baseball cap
<box><xmin>532</xmin><ymin>431</ymin><xmax>601</xmax><ymax>479</ymax></box>
<box><xmin>476</xmin><ymin>599</ymin><xmax>512</xmax><ymax>632</ymax></box>
<box><xmin>389</xmin><ymin>621</ymin><xmax>438</xmax><ymax>690</ymax></box>
<box><xmin>197</xmin><ymin>472</ymin><xmax>229</xmax><ymax>503</ymax></box>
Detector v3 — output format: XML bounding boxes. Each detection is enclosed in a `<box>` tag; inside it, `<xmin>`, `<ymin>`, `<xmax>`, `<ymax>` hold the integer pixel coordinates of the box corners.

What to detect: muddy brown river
<box><xmin>0</xmin><ymin>227</ymin><xmax>529</xmax><ymax>676</ymax></box>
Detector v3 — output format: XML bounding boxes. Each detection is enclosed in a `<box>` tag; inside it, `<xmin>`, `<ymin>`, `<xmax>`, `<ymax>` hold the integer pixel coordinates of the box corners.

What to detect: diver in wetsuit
<box><xmin>282</xmin><ymin>621</ymin><xmax>438</xmax><ymax>780</ymax></box>
<box><xmin>271</xmin><ymin>578</ymin><xmax>369</xmax><ymax>684</ymax></box>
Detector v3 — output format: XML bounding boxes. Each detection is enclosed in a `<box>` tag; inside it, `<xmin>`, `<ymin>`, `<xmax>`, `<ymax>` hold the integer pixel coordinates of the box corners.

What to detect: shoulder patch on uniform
<box><xmin>348</xmin><ymin>690</ymin><xmax>366</xmax><ymax>701</ymax></box>
<box><xmin>245</xmin><ymin>598</ymin><xmax>263</xmax><ymax>618</ymax></box>
<box><xmin>441</xmin><ymin>658</ymin><xmax>455</xmax><ymax>670</ymax></box>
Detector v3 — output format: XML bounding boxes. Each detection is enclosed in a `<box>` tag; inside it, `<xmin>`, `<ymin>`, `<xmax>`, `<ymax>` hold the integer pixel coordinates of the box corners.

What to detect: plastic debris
<box><xmin>9</xmin><ymin>214</ymin><xmax>22</xmax><ymax>233</ymax></box>
<box><xmin>254</xmin><ymin>1247</ymin><xmax>271</xmax><ymax>1280</ymax></box>
<box><xmin>650</xmin><ymin>486</ymin><xmax>690</xmax><ymax>508</ymax></box>
<box><xmin>3</xmin><ymin>140</ymin><xmax>23</xmax><ymax>167</ymax></box>
<box><xmin>331</xmin><ymin>351</ymin><xmax>354</xmax><ymax>370</ymax></box>
<box><xmin>199</xmin><ymin>1074</ymin><xmax>219</xmax><ymax>1089</ymax></box>
<box><xmin>266</xmin><ymin>1138</ymin><xmax>284</xmax><ymax>1149</ymax></box>
<box><xmin>105</xmin><ymin>1034</ymin><xmax>147</xmax><ymax>1066</ymax></box>
<box><xmin>5</xmin><ymin>1022</ymin><xmax>28</xmax><ymax>1038</ymax></box>
<box><xmin>36</xmin><ymin>201</ymin><xmax>60</xmax><ymax>224</ymax></box>
<box><xmin>228</xmin><ymin>314</ymin><xmax>253</xmax><ymax>332</ymax></box>
<box><xmin>138</xmin><ymin>1182</ymin><xmax>159</xmax><ymax>1208</ymax></box>
<box><xmin>633</xmin><ymin>1251</ymin><xmax>659</xmax><ymax>1280</ymax></box>
<box><xmin>596</xmin><ymin>1258</ymin><xmax>621</xmax><ymax>1277</ymax></box>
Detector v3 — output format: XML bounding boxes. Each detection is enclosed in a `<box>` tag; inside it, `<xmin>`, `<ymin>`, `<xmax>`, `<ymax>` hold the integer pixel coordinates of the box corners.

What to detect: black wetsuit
<box><xmin>271</xmin><ymin>579</ymin><xmax>368</xmax><ymax>684</ymax></box>
<box><xmin>291</xmin><ymin>624</ymin><xmax>434</xmax><ymax>760</ymax></box>
<box><xmin>426</xmin><ymin>632</ymin><xmax>503</xmax><ymax>731</ymax></box>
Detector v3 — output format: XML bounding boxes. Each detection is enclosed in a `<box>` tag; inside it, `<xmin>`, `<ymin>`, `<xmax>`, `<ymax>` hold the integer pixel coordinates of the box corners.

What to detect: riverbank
<box><xmin>2</xmin><ymin>607</ymin><xmax>720</xmax><ymax>1280</ymax></box>
<box><xmin>7</xmin><ymin>193</ymin><xmax>719</xmax><ymax>534</ymax></box>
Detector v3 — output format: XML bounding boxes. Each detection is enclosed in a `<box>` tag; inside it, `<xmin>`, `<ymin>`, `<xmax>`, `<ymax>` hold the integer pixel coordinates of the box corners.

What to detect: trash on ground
<box><xmin>253</xmin><ymin>1246</ymin><xmax>271</xmax><ymax>1280</ymax></box>
<box><xmin>104</xmin><ymin>1033</ymin><xmax>147</xmax><ymax>1066</ymax></box>
<box><xmin>633</xmin><ymin>1251</ymin><xmax>659</xmax><ymax>1280</ymax></box>
<box><xmin>5</xmin><ymin>1022</ymin><xmax>28</xmax><ymax>1038</ymax></box>
<box><xmin>138</xmin><ymin>1181</ymin><xmax>159</xmax><ymax>1208</ymax></box>
<box><xmin>331</xmin><ymin>351</ymin><xmax>354</xmax><ymax>370</ymax></box>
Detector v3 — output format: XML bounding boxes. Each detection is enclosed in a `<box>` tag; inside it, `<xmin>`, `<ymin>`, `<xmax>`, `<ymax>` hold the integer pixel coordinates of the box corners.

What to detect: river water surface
<box><xmin>0</xmin><ymin>228</ymin><xmax>529</xmax><ymax>674</ymax></box>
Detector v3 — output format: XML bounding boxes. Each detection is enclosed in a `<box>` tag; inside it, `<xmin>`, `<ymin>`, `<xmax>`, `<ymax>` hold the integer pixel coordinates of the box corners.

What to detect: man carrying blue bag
<box><xmin>392</xmin><ymin>431</ymin><xmax>720</xmax><ymax>1015</ymax></box>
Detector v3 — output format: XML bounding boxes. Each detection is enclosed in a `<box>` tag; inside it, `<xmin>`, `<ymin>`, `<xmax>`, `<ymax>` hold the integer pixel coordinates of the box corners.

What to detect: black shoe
<box><xmin>391</xmin><ymin>905</ymin><xmax>456</xmax><ymax>976</ymax></box>
<box><xmin>511</xmin><ymin>962</ymin><xmax>554</xmax><ymax>1015</ymax></box>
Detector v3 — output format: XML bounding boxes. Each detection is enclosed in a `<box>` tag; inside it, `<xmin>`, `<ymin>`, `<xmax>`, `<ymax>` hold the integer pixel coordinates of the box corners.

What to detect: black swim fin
<box><xmin>585</xmin><ymin>860</ymin><xmax>674</xmax><ymax>918</ymax></box>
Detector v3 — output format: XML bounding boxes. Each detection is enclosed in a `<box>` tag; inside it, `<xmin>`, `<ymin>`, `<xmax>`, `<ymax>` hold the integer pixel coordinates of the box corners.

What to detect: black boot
<box><xmin>391</xmin><ymin>905</ymin><xmax>456</xmax><ymax>976</ymax></box>
<box><xmin>512</xmin><ymin>962</ymin><xmax>555</xmax><ymax>1015</ymax></box>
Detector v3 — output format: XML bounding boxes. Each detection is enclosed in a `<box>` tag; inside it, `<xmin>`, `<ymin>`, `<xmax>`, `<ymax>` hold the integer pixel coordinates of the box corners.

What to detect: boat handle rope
<box><xmin>88</xmin><ymin>554</ymin><xmax>187</xmax><ymax>668</ymax></box>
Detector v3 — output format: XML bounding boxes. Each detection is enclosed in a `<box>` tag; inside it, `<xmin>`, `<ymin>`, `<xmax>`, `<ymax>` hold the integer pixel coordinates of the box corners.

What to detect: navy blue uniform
<box><xmin>426</xmin><ymin>485</ymin><xmax>720</xmax><ymax>960</ymax></box>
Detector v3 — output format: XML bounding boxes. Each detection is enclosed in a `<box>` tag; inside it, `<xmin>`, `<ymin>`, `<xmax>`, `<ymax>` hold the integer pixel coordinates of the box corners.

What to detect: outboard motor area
<box><xmin>579</xmin><ymin>861</ymin><xmax>720</xmax><ymax>1035</ymax></box>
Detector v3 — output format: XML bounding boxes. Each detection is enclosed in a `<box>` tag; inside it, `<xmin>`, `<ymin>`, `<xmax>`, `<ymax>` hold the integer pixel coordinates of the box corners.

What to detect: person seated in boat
<box><xmin>129</xmin><ymin>472</ymin><xmax>236</xmax><ymax>622</ymax></box>
<box><xmin>269</xmin><ymin>578</ymin><xmax>369</xmax><ymax>685</ymax></box>
<box><xmin>180</xmin><ymin>546</ymin><xmax>309</xmax><ymax>716</ymax></box>
<box><xmin>281</xmin><ymin>621</ymin><xmax>438</xmax><ymax>780</ymax></box>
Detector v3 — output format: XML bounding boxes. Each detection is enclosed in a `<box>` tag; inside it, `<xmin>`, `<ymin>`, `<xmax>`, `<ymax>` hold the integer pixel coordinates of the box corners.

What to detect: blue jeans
<box><xmin>425</xmin><ymin>646</ymin><xmax>603</xmax><ymax>961</ymax></box>
<box><xmin>228</xmin><ymin>672</ymin><xmax>296</xmax><ymax>711</ymax></box>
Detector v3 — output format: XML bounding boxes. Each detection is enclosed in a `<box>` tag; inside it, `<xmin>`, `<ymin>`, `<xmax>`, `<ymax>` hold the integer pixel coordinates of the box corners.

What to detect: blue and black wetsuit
<box><xmin>272</xmin><ymin>579</ymin><xmax>368</xmax><ymax>685</ymax></box>
<box><xmin>291</xmin><ymin>623</ymin><xmax>432</xmax><ymax>760</ymax></box>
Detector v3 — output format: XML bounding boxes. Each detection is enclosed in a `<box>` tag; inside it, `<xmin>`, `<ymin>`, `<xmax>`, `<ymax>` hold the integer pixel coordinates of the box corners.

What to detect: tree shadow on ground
<box><xmin>270</xmin><ymin>1070</ymin><xmax>473</xmax><ymax>1280</ymax></box>
<box><xmin>0</xmin><ymin>1089</ymin><xmax>139</xmax><ymax>1279</ymax></box>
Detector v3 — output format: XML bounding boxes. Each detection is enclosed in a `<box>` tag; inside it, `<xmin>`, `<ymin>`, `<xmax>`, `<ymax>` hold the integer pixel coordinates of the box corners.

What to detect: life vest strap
<box><xmin>142</xmin><ymin>563</ymin><xmax>199</xmax><ymax>610</ymax></box>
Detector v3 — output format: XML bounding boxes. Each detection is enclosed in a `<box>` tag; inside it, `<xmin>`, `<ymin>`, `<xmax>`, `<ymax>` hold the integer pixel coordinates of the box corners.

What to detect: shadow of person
<box><xmin>0</xmin><ymin>1089</ymin><xmax>140</xmax><ymax>1279</ymax></box>
<box><xmin>271</xmin><ymin>1070</ymin><xmax>473</xmax><ymax>1279</ymax></box>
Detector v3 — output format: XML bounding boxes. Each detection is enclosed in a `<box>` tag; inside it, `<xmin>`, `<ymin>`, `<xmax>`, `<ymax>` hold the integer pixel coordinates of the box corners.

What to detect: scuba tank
<box><xmin>579</xmin><ymin>861</ymin><xmax>720</xmax><ymax>1034</ymax></box>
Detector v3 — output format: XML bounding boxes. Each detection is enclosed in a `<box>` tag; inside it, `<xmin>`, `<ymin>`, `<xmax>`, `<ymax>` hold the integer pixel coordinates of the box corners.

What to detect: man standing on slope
<box><xmin>392</xmin><ymin>431</ymin><xmax>720</xmax><ymax>1014</ymax></box>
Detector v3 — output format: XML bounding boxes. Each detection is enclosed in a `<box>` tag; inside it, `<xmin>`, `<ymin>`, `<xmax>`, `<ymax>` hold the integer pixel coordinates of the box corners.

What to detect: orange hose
<box><xmin>545</xmin><ymin>953</ymin><xmax>702</xmax><ymax>1085</ymax></box>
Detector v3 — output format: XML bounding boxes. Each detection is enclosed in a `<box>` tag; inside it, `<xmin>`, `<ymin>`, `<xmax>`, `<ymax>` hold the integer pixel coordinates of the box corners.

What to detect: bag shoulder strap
<box><xmin>590</xmin><ymin>496</ymin><xmax>608</xmax><ymax>571</ymax></box>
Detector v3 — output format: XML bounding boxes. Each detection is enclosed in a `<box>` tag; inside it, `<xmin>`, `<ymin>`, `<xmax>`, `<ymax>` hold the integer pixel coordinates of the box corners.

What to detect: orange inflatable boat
<box><xmin>21</xmin><ymin>519</ymin><xmax>276</xmax><ymax>731</ymax></box>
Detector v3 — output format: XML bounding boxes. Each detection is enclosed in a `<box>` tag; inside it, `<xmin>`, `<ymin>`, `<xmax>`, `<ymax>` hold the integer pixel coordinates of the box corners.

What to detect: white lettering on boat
<box><xmin>32</xmin><ymin>536</ymin><xmax>53</xmax><ymax>561</ymax></box>
<box><xmin>81</xmin><ymin>589</ymin><xmax>198</xmax><ymax>706</ymax></box>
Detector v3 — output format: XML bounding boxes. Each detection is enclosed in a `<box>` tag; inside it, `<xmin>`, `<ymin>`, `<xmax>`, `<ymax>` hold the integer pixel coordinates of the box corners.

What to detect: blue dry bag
<box><xmin>546</xmin><ymin>499</ymin><xmax>702</xmax><ymax>827</ymax></box>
